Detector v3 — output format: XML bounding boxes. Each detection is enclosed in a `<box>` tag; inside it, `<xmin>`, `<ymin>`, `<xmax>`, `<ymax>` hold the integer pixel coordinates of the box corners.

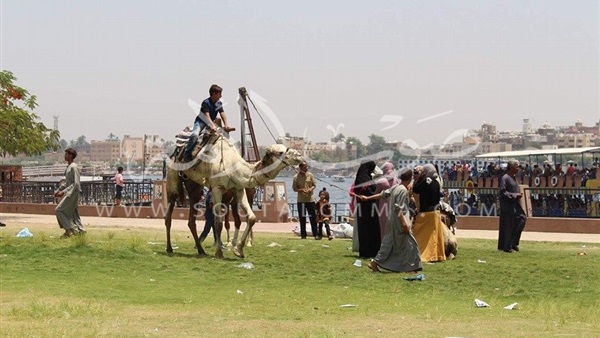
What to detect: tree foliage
<box><xmin>366</xmin><ymin>134</ymin><xmax>388</xmax><ymax>155</ymax></box>
<box><xmin>0</xmin><ymin>71</ymin><xmax>60</xmax><ymax>157</ymax></box>
<box><xmin>331</xmin><ymin>133</ymin><xmax>345</xmax><ymax>143</ymax></box>
<box><xmin>70</xmin><ymin>135</ymin><xmax>90</xmax><ymax>148</ymax></box>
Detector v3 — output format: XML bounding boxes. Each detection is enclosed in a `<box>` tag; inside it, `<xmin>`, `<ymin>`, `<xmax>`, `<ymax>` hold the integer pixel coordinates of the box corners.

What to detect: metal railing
<box><xmin>1</xmin><ymin>181</ymin><xmax>154</xmax><ymax>206</ymax></box>
<box><xmin>445</xmin><ymin>186</ymin><xmax>600</xmax><ymax>218</ymax></box>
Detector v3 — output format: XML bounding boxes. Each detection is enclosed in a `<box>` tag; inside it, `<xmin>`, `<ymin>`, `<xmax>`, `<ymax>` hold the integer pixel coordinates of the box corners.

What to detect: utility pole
<box><xmin>142</xmin><ymin>134</ymin><xmax>146</xmax><ymax>181</ymax></box>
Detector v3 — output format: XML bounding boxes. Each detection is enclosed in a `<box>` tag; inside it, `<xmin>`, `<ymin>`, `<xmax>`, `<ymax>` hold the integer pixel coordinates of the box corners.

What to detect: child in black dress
<box><xmin>316</xmin><ymin>190</ymin><xmax>333</xmax><ymax>240</ymax></box>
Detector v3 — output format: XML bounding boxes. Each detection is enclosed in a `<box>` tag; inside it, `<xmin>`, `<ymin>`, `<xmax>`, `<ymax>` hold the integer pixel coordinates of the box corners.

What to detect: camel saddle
<box><xmin>172</xmin><ymin>127</ymin><xmax>220</xmax><ymax>163</ymax></box>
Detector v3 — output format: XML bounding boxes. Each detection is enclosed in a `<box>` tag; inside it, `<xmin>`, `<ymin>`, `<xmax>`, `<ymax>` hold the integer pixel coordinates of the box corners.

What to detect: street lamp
<box><xmin>347</xmin><ymin>141</ymin><xmax>354</xmax><ymax>160</ymax></box>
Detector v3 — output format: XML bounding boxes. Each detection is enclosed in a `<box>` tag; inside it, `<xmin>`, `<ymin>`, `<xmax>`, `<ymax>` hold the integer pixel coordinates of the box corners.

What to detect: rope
<box><xmin>243</xmin><ymin>90</ymin><xmax>350</xmax><ymax>193</ymax></box>
<box><xmin>245</xmin><ymin>93</ymin><xmax>278</xmax><ymax>143</ymax></box>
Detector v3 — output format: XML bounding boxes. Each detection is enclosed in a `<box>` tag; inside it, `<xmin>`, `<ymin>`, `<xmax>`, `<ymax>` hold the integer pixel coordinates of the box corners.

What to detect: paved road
<box><xmin>1</xmin><ymin>213</ymin><xmax>599</xmax><ymax>243</ymax></box>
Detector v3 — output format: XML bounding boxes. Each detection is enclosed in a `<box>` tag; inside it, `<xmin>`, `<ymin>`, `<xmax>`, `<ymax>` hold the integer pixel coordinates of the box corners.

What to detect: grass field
<box><xmin>1</xmin><ymin>224</ymin><xmax>599</xmax><ymax>337</ymax></box>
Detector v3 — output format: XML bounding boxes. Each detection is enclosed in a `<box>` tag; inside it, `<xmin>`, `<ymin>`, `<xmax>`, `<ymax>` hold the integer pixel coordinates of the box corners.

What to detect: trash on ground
<box><xmin>353</xmin><ymin>259</ymin><xmax>362</xmax><ymax>267</ymax></box>
<box><xmin>403</xmin><ymin>273</ymin><xmax>425</xmax><ymax>281</ymax></box>
<box><xmin>331</xmin><ymin>223</ymin><xmax>353</xmax><ymax>238</ymax></box>
<box><xmin>236</xmin><ymin>262</ymin><xmax>254</xmax><ymax>269</ymax></box>
<box><xmin>474</xmin><ymin>299</ymin><xmax>490</xmax><ymax>308</ymax></box>
<box><xmin>16</xmin><ymin>227</ymin><xmax>33</xmax><ymax>238</ymax></box>
<box><xmin>236</xmin><ymin>289</ymin><xmax>243</xmax><ymax>294</ymax></box>
<box><xmin>267</xmin><ymin>242</ymin><xmax>281</xmax><ymax>247</ymax></box>
<box><xmin>339</xmin><ymin>304</ymin><xmax>357</xmax><ymax>308</ymax></box>
<box><xmin>289</xmin><ymin>250</ymin><xmax>297</xmax><ymax>253</ymax></box>
<box><xmin>577</xmin><ymin>252</ymin><xmax>587</xmax><ymax>256</ymax></box>
<box><xmin>504</xmin><ymin>302</ymin><xmax>518</xmax><ymax>310</ymax></box>
<box><xmin>478</xmin><ymin>259</ymin><xmax>487</xmax><ymax>263</ymax></box>
<box><xmin>322</xmin><ymin>244</ymin><xmax>330</xmax><ymax>248</ymax></box>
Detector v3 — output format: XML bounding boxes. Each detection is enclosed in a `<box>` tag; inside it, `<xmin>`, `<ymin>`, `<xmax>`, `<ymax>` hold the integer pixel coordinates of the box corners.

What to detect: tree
<box><xmin>366</xmin><ymin>134</ymin><xmax>388</xmax><ymax>155</ymax></box>
<box><xmin>59</xmin><ymin>139</ymin><xmax>68</xmax><ymax>150</ymax></box>
<box><xmin>0</xmin><ymin>71</ymin><xmax>60</xmax><ymax>157</ymax></box>
<box><xmin>331</xmin><ymin>133</ymin><xmax>345</xmax><ymax>143</ymax></box>
<box><xmin>70</xmin><ymin>135</ymin><xmax>90</xmax><ymax>148</ymax></box>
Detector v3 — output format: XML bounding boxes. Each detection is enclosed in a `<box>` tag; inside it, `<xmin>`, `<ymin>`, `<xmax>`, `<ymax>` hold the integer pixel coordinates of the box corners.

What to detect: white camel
<box><xmin>164</xmin><ymin>132</ymin><xmax>302</xmax><ymax>259</ymax></box>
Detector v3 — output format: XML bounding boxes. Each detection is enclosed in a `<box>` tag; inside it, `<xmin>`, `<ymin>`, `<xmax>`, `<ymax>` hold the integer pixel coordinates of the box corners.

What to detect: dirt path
<box><xmin>2</xmin><ymin>213</ymin><xmax>599</xmax><ymax>243</ymax></box>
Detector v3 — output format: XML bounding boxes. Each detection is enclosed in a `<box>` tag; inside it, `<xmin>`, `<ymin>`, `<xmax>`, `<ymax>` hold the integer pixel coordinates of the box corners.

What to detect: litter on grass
<box><xmin>477</xmin><ymin>259</ymin><xmax>487</xmax><ymax>263</ymax></box>
<box><xmin>236</xmin><ymin>290</ymin><xmax>243</xmax><ymax>294</ymax></box>
<box><xmin>16</xmin><ymin>228</ymin><xmax>33</xmax><ymax>237</ymax></box>
<box><xmin>236</xmin><ymin>262</ymin><xmax>254</xmax><ymax>269</ymax></box>
<box><xmin>339</xmin><ymin>304</ymin><xmax>357</xmax><ymax>308</ymax></box>
<box><xmin>504</xmin><ymin>302</ymin><xmax>518</xmax><ymax>310</ymax></box>
<box><xmin>474</xmin><ymin>299</ymin><xmax>490</xmax><ymax>308</ymax></box>
<box><xmin>267</xmin><ymin>242</ymin><xmax>281</xmax><ymax>247</ymax></box>
<box><xmin>353</xmin><ymin>259</ymin><xmax>362</xmax><ymax>267</ymax></box>
<box><xmin>403</xmin><ymin>274</ymin><xmax>425</xmax><ymax>281</ymax></box>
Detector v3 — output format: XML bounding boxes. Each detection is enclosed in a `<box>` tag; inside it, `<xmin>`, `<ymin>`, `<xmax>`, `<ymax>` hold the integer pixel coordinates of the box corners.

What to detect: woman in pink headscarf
<box><xmin>374</xmin><ymin>162</ymin><xmax>398</xmax><ymax>240</ymax></box>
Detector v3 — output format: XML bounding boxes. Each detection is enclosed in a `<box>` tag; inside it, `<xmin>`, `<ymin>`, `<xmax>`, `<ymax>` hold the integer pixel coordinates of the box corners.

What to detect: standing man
<box><xmin>184</xmin><ymin>84</ymin><xmax>235</xmax><ymax>161</ymax></box>
<box><xmin>114</xmin><ymin>166</ymin><xmax>125</xmax><ymax>206</ymax></box>
<box><xmin>292</xmin><ymin>161</ymin><xmax>319</xmax><ymax>239</ymax></box>
<box><xmin>54</xmin><ymin>148</ymin><xmax>82</xmax><ymax>238</ymax></box>
<box><xmin>498</xmin><ymin>159</ymin><xmax>527</xmax><ymax>253</ymax></box>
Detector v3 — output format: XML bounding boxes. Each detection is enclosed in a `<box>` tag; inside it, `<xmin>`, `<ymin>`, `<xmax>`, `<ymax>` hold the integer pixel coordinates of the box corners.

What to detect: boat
<box><xmin>331</xmin><ymin>175</ymin><xmax>345</xmax><ymax>182</ymax></box>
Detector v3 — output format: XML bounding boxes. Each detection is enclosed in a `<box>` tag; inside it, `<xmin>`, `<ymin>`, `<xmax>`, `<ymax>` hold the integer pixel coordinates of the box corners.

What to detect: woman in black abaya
<box><xmin>352</xmin><ymin>161</ymin><xmax>381</xmax><ymax>258</ymax></box>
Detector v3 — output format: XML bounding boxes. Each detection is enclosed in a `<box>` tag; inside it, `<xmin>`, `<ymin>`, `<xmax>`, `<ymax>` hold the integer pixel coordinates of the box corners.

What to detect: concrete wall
<box><xmin>0</xmin><ymin>201</ymin><xmax>292</xmax><ymax>223</ymax></box>
<box><xmin>458</xmin><ymin>216</ymin><xmax>600</xmax><ymax>234</ymax></box>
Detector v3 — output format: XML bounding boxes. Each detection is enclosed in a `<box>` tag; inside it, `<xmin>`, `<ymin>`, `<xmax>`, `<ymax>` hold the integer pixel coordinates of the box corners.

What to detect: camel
<box><xmin>164</xmin><ymin>132</ymin><xmax>302</xmax><ymax>259</ymax></box>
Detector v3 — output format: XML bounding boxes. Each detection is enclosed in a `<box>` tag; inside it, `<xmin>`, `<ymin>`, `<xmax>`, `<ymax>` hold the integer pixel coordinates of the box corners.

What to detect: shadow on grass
<box><xmin>154</xmin><ymin>250</ymin><xmax>241</xmax><ymax>262</ymax></box>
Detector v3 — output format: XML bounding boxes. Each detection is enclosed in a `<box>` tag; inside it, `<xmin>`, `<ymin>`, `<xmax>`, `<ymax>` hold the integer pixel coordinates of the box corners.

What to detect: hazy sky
<box><xmin>2</xmin><ymin>0</ymin><xmax>599</xmax><ymax>148</ymax></box>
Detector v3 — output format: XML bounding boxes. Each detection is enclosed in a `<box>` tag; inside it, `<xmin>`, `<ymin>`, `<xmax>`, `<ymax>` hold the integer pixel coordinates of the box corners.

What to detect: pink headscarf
<box><xmin>374</xmin><ymin>162</ymin><xmax>398</xmax><ymax>240</ymax></box>
<box><xmin>375</xmin><ymin>162</ymin><xmax>398</xmax><ymax>193</ymax></box>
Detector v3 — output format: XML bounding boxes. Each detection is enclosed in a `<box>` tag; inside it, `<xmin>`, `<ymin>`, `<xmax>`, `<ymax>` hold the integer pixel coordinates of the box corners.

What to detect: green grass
<box><xmin>1</xmin><ymin>224</ymin><xmax>599</xmax><ymax>337</ymax></box>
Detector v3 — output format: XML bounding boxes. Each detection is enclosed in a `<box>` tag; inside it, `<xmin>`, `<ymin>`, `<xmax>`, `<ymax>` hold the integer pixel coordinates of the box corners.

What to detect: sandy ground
<box><xmin>1</xmin><ymin>212</ymin><xmax>599</xmax><ymax>243</ymax></box>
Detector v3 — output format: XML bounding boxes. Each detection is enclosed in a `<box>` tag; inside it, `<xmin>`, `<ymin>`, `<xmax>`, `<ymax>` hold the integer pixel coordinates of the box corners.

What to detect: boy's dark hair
<box><xmin>118</xmin><ymin>166</ymin><xmax>123</xmax><ymax>173</ymax></box>
<box><xmin>209</xmin><ymin>84</ymin><xmax>223</xmax><ymax>95</ymax></box>
<box><xmin>65</xmin><ymin>148</ymin><xmax>77</xmax><ymax>159</ymax></box>
<box><xmin>399</xmin><ymin>169</ymin><xmax>413</xmax><ymax>181</ymax></box>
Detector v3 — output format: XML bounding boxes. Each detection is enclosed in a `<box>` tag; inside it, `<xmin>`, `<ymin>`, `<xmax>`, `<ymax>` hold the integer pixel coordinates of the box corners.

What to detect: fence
<box><xmin>1</xmin><ymin>181</ymin><xmax>154</xmax><ymax>206</ymax></box>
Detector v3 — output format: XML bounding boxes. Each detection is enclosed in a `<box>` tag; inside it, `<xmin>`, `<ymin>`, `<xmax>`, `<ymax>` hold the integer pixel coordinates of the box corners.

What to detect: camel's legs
<box><xmin>185</xmin><ymin>181</ymin><xmax>206</xmax><ymax>257</ymax></box>
<box><xmin>212</xmin><ymin>189</ymin><xmax>225</xmax><ymax>259</ymax></box>
<box><xmin>165</xmin><ymin>200</ymin><xmax>176</xmax><ymax>255</ymax></box>
<box><xmin>164</xmin><ymin>168</ymin><xmax>182</xmax><ymax>255</ymax></box>
<box><xmin>232</xmin><ymin>203</ymin><xmax>253</xmax><ymax>247</ymax></box>
<box><xmin>224</xmin><ymin>206</ymin><xmax>232</xmax><ymax>246</ymax></box>
<box><xmin>233</xmin><ymin>189</ymin><xmax>256</xmax><ymax>258</ymax></box>
<box><xmin>231</xmin><ymin>202</ymin><xmax>241</xmax><ymax>247</ymax></box>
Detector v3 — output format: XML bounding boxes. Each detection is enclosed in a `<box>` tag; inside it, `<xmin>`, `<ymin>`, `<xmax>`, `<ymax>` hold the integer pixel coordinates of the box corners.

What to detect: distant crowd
<box><xmin>408</xmin><ymin>159</ymin><xmax>600</xmax><ymax>185</ymax></box>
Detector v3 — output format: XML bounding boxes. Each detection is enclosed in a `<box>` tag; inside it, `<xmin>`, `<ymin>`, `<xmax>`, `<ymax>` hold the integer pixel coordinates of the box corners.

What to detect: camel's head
<box><xmin>264</xmin><ymin>144</ymin><xmax>303</xmax><ymax>167</ymax></box>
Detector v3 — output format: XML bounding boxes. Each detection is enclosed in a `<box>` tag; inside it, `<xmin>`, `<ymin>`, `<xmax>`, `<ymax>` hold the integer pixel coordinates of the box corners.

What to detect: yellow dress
<box><xmin>412</xmin><ymin>210</ymin><xmax>446</xmax><ymax>262</ymax></box>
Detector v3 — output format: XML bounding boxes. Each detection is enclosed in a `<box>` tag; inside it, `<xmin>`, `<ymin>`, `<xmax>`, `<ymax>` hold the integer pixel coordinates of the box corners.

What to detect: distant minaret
<box><xmin>53</xmin><ymin>115</ymin><xmax>59</xmax><ymax>131</ymax></box>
